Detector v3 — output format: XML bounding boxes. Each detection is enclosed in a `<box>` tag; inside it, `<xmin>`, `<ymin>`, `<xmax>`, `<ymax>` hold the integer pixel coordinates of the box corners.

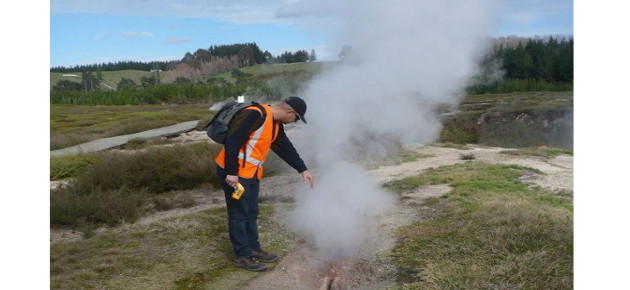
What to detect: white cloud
<box><xmin>120</xmin><ymin>31</ymin><xmax>154</xmax><ymax>38</ymax></box>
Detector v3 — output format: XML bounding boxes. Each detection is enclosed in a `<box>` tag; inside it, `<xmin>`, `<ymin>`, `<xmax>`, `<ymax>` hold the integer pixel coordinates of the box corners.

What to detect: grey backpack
<box><xmin>205</xmin><ymin>101</ymin><xmax>266</xmax><ymax>144</ymax></box>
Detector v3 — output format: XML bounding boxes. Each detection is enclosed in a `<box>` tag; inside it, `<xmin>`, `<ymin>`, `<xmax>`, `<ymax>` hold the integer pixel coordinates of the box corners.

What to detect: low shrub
<box><xmin>460</xmin><ymin>153</ymin><xmax>475</xmax><ymax>160</ymax></box>
<box><xmin>125</xmin><ymin>137</ymin><xmax>147</xmax><ymax>149</ymax></box>
<box><xmin>50</xmin><ymin>152</ymin><xmax>101</xmax><ymax>180</ymax></box>
<box><xmin>75</xmin><ymin>142</ymin><xmax>223</xmax><ymax>193</ymax></box>
<box><xmin>50</xmin><ymin>185</ymin><xmax>148</xmax><ymax>227</ymax></box>
<box><xmin>439</xmin><ymin>114</ymin><xmax>479</xmax><ymax>144</ymax></box>
<box><xmin>150</xmin><ymin>193</ymin><xmax>197</xmax><ymax>211</ymax></box>
<box><xmin>50</xmin><ymin>140</ymin><xmax>293</xmax><ymax>228</ymax></box>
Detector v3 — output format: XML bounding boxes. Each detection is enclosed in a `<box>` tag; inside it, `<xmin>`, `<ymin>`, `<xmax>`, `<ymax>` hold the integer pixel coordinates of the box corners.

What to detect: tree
<box><xmin>96</xmin><ymin>69</ymin><xmax>103</xmax><ymax>82</ymax></box>
<box><xmin>237</xmin><ymin>46</ymin><xmax>254</xmax><ymax>67</ymax></box>
<box><xmin>81</xmin><ymin>70</ymin><xmax>100</xmax><ymax>92</ymax></box>
<box><xmin>263</xmin><ymin>50</ymin><xmax>273</xmax><ymax>63</ymax></box>
<box><xmin>141</xmin><ymin>76</ymin><xmax>158</xmax><ymax>87</ymax></box>
<box><xmin>294</xmin><ymin>50</ymin><xmax>309</xmax><ymax>62</ymax></box>
<box><xmin>52</xmin><ymin>80</ymin><xmax>83</xmax><ymax>92</ymax></box>
<box><xmin>309</xmin><ymin>49</ymin><xmax>317</xmax><ymax>62</ymax></box>
<box><xmin>117</xmin><ymin>77</ymin><xmax>137</xmax><ymax>90</ymax></box>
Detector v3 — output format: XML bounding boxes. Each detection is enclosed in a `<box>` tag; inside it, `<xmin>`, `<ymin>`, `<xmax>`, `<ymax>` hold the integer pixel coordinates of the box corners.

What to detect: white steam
<box><xmin>284</xmin><ymin>0</ymin><xmax>498</xmax><ymax>261</ymax></box>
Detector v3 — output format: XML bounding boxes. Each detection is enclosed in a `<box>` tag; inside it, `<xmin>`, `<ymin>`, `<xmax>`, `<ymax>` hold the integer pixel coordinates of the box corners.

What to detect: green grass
<box><xmin>50</xmin><ymin>70</ymin><xmax>157</xmax><ymax>90</ymax></box>
<box><xmin>50</xmin><ymin>103</ymin><xmax>214</xmax><ymax>150</ymax></box>
<box><xmin>500</xmin><ymin>146</ymin><xmax>573</xmax><ymax>158</ymax></box>
<box><xmin>387</xmin><ymin>162</ymin><xmax>572</xmax><ymax>289</ymax></box>
<box><xmin>50</xmin><ymin>206</ymin><xmax>292</xmax><ymax>289</ymax></box>
<box><xmin>398</xmin><ymin>153</ymin><xmax>435</xmax><ymax>164</ymax></box>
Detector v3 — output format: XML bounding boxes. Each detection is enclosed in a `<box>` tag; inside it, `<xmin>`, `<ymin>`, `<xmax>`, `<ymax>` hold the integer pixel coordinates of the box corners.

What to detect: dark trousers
<box><xmin>216</xmin><ymin>166</ymin><xmax>261</xmax><ymax>258</ymax></box>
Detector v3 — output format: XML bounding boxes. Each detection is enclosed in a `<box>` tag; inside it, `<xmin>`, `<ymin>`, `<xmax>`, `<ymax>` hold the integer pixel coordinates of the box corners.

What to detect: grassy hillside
<box><xmin>50</xmin><ymin>70</ymin><xmax>157</xmax><ymax>90</ymax></box>
<box><xmin>50</xmin><ymin>63</ymin><xmax>334</xmax><ymax>89</ymax></box>
<box><xmin>211</xmin><ymin>61</ymin><xmax>335</xmax><ymax>84</ymax></box>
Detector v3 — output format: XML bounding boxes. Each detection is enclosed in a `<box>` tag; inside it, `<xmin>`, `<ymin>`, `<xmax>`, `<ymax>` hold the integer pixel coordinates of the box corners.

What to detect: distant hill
<box><xmin>50</xmin><ymin>70</ymin><xmax>155</xmax><ymax>90</ymax></box>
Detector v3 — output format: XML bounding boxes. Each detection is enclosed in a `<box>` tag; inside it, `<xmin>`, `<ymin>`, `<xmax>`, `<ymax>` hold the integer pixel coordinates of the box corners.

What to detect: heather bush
<box><xmin>75</xmin><ymin>142</ymin><xmax>222</xmax><ymax>193</ymax></box>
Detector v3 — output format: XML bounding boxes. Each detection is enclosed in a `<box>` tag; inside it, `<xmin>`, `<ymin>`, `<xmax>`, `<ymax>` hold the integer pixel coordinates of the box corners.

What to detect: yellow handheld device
<box><xmin>231</xmin><ymin>183</ymin><xmax>245</xmax><ymax>200</ymax></box>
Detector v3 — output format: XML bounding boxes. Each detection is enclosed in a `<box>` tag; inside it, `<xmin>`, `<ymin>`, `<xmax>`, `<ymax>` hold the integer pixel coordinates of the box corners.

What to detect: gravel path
<box><xmin>50</xmin><ymin>120</ymin><xmax>199</xmax><ymax>156</ymax></box>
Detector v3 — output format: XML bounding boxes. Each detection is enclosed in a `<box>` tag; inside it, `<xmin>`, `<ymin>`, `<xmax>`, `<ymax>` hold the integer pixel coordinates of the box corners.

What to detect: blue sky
<box><xmin>50</xmin><ymin>0</ymin><xmax>573</xmax><ymax>68</ymax></box>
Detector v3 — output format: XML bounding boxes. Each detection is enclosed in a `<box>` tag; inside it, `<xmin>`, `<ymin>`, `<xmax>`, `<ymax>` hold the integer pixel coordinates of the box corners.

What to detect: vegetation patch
<box><xmin>387</xmin><ymin>162</ymin><xmax>572</xmax><ymax>289</ymax></box>
<box><xmin>50</xmin><ymin>152</ymin><xmax>101</xmax><ymax>180</ymax></box>
<box><xmin>50</xmin><ymin>206</ymin><xmax>292</xmax><ymax>289</ymax></box>
<box><xmin>50</xmin><ymin>186</ymin><xmax>148</xmax><ymax>229</ymax></box>
<box><xmin>432</xmin><ymin>143</ymin><xmax>472</xmax><ymax>150</ymax></box>
<box><xmin>438</xmin><ymin>112</ymin><xmax>480</xmax><ymax>144</ymax></box>
<box><xmin>50</xmin><ymin>103</ymin><xmax>213</xmax><ymax>150</ymax></box>
<box><xmin>124</xmin><ymin>137</ymin><xmax>147</xmax><ymax>149</ymax></box>
<box><xmin>500</xmin><ymin>146</ymin><xmax>573</xmax><ymax>158</ymax></box>
<box><xmin>50</xmin><ymin>141</ymin><xmax>288</xmax><ymax>229</ymax></box>
<box><xmin>51</xmin><ymin>142</ymin><xmax>221</xmax><ymax>228</ymax></box>
<box><xmin>459</xmin><ymin>153</ymin><xmax>475</xmax><ymax>160</ymax></box>
<box><xmin>439</xmin><ymin>91</ymin><xmax>573</xmax><ymax>148</ymax></box>
<box><xmin>75</xmin><ymin>142</ymin><xmax>220</xmax><ymax>193</ymax></box>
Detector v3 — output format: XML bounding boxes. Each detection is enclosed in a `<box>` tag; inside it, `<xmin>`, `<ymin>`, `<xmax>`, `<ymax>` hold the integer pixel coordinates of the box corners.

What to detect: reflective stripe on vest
<box><xmin>214</xmin><ymin>104</ymin><xmax>279</xmax><ymax>179</ymax></box>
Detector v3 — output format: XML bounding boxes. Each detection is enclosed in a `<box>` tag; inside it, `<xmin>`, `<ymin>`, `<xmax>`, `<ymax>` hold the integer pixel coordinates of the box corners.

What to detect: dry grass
<box><xmin>50</xmin><ymin>206</ymin><xmax>292</xmax><ymax>289</ymax></box>
<box><xmin>388</xmin><ymin>162</ymin><xmax>572</xmax><ymax>289</ymax></box>
<box><xmin>50</xmin><ymin>103</ymin><xmax>213</xmax><ymax>150</ymax></box>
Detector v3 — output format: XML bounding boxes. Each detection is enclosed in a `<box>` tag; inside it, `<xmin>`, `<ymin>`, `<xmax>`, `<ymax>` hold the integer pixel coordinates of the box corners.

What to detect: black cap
<box><xmin>284</xmin><ymin>97</ymin><xmax>307</xmax><ymax>123</ymax></box>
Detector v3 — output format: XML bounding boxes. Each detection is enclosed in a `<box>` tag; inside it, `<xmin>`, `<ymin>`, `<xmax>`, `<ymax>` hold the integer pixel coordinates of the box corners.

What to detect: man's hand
<box><xmin>301</xmin><ymin>170</ymin><xmax>315</xmax><ymax>189</ymax></box>
<box><xmin>226</xmin><ymin>175</ymin><xmax>239</xmax><ymax>187</ymax></box>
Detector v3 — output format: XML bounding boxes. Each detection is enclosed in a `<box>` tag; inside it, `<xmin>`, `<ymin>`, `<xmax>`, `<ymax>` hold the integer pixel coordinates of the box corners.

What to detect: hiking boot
<box><xmin>233</xmin><ymin>257</ymin><xmax>267</xmax><ymax>272</ymax></box>
<box><xmin>251</xmin><ymin>250</ymin><xmax>279</xmax><ymax>263</ymax></box>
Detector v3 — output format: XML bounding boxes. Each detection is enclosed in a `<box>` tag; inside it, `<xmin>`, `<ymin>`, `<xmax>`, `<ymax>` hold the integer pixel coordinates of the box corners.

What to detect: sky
<box><xmin>50</xmin><ymin>0</ymin><xmax>574</xmax><ymax>68</ymax></box>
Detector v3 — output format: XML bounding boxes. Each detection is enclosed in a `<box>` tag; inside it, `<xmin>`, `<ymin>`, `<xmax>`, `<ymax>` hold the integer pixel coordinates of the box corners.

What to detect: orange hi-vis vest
<box><xmin>215</xmin><ymin>104</ymin><xmax>279</xmax><ymax>180</ymax></box>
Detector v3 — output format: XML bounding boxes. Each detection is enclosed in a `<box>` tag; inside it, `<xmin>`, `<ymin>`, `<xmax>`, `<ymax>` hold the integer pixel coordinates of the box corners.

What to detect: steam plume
<box><xmin>283</xmin><ymin>0</ymin><xmax>498</xmax><ymax>261</ymax></box>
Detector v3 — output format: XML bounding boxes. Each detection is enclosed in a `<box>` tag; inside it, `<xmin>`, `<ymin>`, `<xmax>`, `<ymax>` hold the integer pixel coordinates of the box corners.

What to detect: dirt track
<box><xmin>50</xmin><ymin>139</ymin><xmax>573</xmax><ymax>289</ymax></box>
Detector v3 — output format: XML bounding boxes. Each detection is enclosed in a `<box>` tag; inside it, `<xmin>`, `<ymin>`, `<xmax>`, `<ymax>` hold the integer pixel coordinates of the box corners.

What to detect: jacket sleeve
<box><xmin>223</xmin><ymin>109</ymin><xmax>264</xmax><ymax>176</ymax></box>
<box><xmin>270</xmin><ymin>124</ymin><xmax>308</xmax><ymax>173</ymax></box>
